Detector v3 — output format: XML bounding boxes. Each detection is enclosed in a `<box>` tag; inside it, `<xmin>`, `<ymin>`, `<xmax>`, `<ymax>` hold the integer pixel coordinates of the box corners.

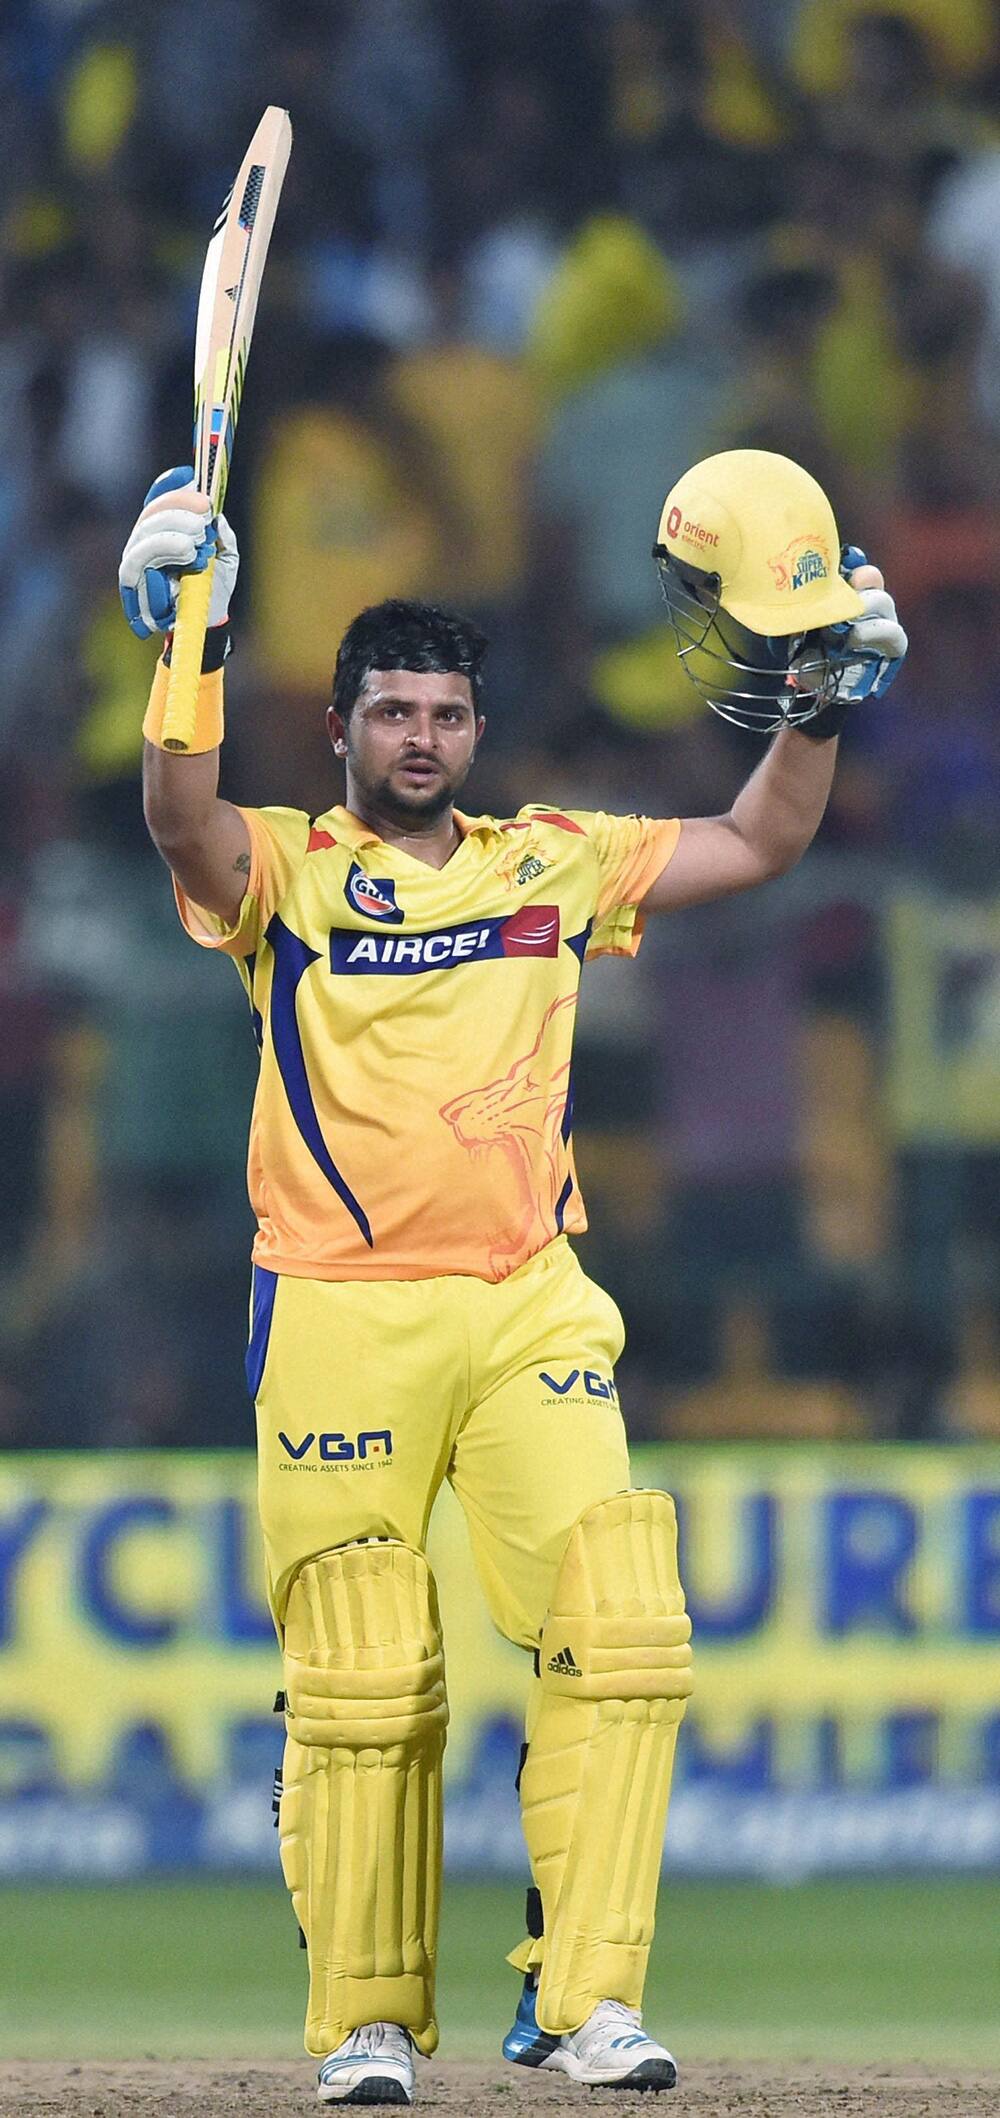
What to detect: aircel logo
<box><xmin>539</xmin><ymin>1368</ymin><xmax>619</xmax><ymax>1405</ymax></box>
<box><xmin>329</xmin><ymin>905</ymin><xmax>560</xmax><ymax>974</ymax></box>
<box><xmin>278</xmin><ymin>1429</ymin><xmax>393</xmax><ymax>1471</ymax></box>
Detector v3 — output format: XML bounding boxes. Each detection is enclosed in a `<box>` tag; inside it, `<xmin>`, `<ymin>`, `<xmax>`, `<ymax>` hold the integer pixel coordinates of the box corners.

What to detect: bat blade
<box><xmin>161</xmin><ymin>105</ymin><xmax>292</xmax><ymax>752</ymax></box>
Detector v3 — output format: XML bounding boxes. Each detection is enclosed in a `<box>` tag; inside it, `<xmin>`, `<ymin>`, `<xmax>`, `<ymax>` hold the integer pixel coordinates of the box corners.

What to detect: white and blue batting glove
<box><xmin>798</xmin><ymin>547</ymin><xmax>907</xmax><ymax>740</ymax></box>
<box><xmin>830</xmin><ymin>546</ymin><xmax>908</xmax><ymax>704</ymax></box>
<box><xmin>118</xmin><ymin>466</ymin><xmax>239</xmax><ymax>639</ymax></box>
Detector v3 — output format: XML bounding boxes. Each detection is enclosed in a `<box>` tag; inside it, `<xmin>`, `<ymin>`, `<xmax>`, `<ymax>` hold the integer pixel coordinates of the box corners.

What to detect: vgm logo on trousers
<box><xmin>539</xmin><ymin>1368</ymin><xmax>619</xmax><ymax>1404</ymax></box>
<box><xmin>279</xmin><ymin>1428</ymin><xmax>394</xmax><ymax>1469</ymax></box>
<box><xmin>344</xmin><ymin>861</ymin><xmax>403</xmax><ymax>924</ymax></box>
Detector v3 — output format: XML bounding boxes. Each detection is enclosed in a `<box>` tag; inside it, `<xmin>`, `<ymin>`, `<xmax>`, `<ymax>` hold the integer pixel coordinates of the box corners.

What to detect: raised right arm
<box><xmin>122</xmin><ymin>469</ymin><xmax>251</xmax><ymax>923</ymax></box>
<box><xmin>142</xmin><ymin>738</ymin><xmax>251</xmax><ymax>925</ymax></box>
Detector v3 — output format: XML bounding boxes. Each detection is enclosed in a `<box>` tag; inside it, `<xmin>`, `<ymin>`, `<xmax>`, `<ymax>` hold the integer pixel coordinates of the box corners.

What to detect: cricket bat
<box><xmin>160</xmin><ymin>105</ymin><xmax>292</xmax><ymax>751</ymax></box>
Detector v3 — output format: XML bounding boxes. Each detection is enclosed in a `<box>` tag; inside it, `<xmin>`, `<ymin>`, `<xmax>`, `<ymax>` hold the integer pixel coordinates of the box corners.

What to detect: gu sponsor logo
<box><xmin>330</xmin><ymin>904</ymin><xmax>561</xmax><ymax>974</ymax></box>
<box><xmin>538</xmin><ymin>1367</ymin><xmax>619</xmax><ymax>1406</ymax></box>
<box><xmin>344</xmin><ymin>861</ymin><xmax>403</xmax><ymax>924</ymax></box>
<box><xmin>767</xmin><ymin>536</ymin><xmax>831</xmax><ymax>594</ymax></box>
<box><xmin>667</xmin><ymin>504</ymin><xmax>719</xmax><ymax>551</ymax></box>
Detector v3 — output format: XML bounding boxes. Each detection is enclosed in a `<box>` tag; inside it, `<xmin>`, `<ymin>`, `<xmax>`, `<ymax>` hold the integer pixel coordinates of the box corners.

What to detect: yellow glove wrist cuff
<box><xmin>143</xmin><ymin>656</ymin><xmax>224</xmax><ymax>754</ymax></box>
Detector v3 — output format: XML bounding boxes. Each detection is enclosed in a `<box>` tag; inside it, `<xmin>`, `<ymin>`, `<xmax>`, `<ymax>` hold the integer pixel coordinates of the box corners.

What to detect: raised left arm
<box><xmin>638</xmin><ymin>726</ymin><xmax>838</xmax><ymax>914</ymax></box>
<box><xmin>639</xmin><ymin>558</ymin><xmax>906</xmax><ymax>917</ymax></box>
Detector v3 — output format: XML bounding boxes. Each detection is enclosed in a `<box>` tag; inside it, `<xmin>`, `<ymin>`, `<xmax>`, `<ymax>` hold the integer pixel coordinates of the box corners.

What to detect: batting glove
<box><xmin>119</xmin><ymin>466</ymin><xmax>239</xmax><ymax>639</ymax></box>
<box><xmin>798</xmin><ymin>547</ymin><xmax>908</xmax><ymax>741</ymax></box>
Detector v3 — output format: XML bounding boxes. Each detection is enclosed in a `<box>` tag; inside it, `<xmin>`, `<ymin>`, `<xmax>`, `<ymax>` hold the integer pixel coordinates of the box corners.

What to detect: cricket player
<box><xmin>121</xmin><ymin>449</ymin><xmax>906</xmax><ymax>2105</ymax></box>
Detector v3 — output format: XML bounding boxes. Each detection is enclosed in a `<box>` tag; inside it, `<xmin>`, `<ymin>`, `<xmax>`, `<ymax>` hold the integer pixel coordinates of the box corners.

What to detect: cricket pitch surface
<box><xmin>2</xmin><ymin>2061</ymin><xmax>999</xmax><ymax>2115</ymax></box>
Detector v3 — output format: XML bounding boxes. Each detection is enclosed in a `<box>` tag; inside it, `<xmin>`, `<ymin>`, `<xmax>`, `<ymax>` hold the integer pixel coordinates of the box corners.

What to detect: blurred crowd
<box><xmin>1</xmin><ymin>0</ymin><xmax>1000</xmax><ymax>1450</ymax></box>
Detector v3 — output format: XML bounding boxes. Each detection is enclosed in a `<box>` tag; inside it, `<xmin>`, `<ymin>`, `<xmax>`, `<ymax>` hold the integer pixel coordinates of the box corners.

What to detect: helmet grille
<box><xmin>653</xmin><ymin>547</ymin><xmax>841</xmax><ymax>734</ymax></box>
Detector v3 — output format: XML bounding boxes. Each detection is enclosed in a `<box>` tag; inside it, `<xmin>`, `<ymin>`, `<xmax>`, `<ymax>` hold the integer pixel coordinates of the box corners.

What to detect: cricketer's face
<box><xmin>329</xmin><ymin>670</ymin><xmax>485</xmax><ymax>827</ymax></box>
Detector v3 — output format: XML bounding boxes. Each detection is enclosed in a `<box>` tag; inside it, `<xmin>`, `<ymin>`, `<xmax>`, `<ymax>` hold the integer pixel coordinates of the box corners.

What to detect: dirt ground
<box><xmin>1</xmin><ymin>2061</ymin><xmax>998</xmax><ymax>2116</ymax></box>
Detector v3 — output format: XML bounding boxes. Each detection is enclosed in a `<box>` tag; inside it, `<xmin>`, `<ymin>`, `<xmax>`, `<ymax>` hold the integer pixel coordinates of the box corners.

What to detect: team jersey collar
<box><xmin>323</xmin><ymin>804</ymin><xmax>500</xmax><ymax>850</ymax></box>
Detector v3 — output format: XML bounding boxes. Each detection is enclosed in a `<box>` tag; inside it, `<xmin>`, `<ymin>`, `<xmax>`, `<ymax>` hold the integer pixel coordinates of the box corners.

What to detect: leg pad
<box><xmin>520</xmin><ymin>1490</ymin><xmax>692</xmax><ymax>2034</ymax></box>
<box><xmin>278</xmin><ymin>1539</ymin><xmax>447</xmax><ymax>2057</ymax></box>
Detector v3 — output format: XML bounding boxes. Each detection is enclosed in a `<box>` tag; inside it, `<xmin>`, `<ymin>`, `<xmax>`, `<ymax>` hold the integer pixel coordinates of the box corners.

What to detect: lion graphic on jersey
<box><xmin>439</xmin><ymin>994</ymin><xmax>578</xmax><ymax>1273</ymax></box>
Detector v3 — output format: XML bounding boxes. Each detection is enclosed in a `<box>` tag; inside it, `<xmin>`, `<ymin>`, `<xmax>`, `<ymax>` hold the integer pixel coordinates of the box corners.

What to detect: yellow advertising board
<box><xmin>0</xmin><ymin>1447</ymin><xmax>998</xmax><ymax>1874</ymax></box>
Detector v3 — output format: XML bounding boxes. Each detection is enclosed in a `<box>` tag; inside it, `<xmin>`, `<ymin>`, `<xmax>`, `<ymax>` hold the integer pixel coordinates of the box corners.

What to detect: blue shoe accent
<box><xmin>502</xmin><ymin>1976</ymin><xmax>559</xmax><ymax>2068</ymax></box>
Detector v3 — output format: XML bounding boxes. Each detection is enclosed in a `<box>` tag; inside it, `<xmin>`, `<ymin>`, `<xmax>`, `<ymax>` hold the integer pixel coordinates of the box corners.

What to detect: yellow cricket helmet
<box><xmin>653</xmin><ymin>449</ymin><xmax>865</xmax><ymax>732</ymax></box>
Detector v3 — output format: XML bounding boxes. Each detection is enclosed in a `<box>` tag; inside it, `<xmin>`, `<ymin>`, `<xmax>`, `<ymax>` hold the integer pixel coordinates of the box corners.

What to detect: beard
<box><xmin>355</xmin><ymin>752</ymin><xmax>474</xmax><ymax>829</ymax></box>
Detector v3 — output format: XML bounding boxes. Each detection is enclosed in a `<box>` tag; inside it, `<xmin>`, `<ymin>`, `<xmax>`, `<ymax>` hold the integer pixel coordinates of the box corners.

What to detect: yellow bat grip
<box><xmin>161</xmin><ymin>559</ymin><xmax>216</xmax><ymax>752</ymax></box>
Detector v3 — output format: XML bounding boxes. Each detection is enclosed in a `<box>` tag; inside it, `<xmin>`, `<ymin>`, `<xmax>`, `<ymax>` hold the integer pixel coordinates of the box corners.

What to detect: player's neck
<box><xmin>345</xmin><ymin>795</ymin><xmax>462</xmax><ymax>870</ymax></box>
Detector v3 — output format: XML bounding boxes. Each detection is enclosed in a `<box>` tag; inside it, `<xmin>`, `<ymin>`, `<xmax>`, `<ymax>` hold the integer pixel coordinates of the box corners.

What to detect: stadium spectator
<box><xmin>1</xmin><ymin>0</ymin><xmax>1000</xmax><ymax>1443</ymax></box>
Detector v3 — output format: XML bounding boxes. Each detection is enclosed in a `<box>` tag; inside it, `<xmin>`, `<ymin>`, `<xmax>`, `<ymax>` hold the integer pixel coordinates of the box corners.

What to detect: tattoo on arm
<box><xmin>234</xmin><ymin>851</ymin><xmax>251</xmax><ymax>876</ymax></box>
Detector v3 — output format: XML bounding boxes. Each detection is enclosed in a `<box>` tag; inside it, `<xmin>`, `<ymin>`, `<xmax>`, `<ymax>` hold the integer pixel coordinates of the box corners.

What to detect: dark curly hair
<box><xmin>332</xmin><ymin>599</ymin><xmax>488</xmax><ymax>721</ymax></box>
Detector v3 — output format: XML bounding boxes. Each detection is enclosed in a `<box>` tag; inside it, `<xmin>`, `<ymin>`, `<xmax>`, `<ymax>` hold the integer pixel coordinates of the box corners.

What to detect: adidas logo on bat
<box><xmin>547</xmin><ymin>1646</ymin><xmax>581</xmax><ymax>1676</ymax></box>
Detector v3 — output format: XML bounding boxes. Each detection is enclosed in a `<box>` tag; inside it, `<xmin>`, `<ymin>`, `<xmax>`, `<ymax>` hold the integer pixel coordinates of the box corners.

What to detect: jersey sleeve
<box><xmin>568</xmin><ymin>809</ymin><xmax>681</xmax><ymax>959</ymax></box>
<box><xmin>174</xmin><ymin>805</ymin><xmax>311</xmax><ymax>958</ymax></box>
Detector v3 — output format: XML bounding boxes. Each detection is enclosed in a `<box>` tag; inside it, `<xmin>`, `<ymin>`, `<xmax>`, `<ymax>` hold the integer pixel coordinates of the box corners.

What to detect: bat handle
<box><xmin>161</xmin><ymin>559</ymin><xmax>216</xmax><ymax>752</ymax></box>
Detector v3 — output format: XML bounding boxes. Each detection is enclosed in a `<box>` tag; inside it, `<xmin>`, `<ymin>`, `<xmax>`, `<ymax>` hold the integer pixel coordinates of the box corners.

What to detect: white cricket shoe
<box><xmin>504</xmin><ymin>1984</ymin><xmax>677</xmax><ymax>2090</ymax></box>
<box><xmin>317</xmin><ymin>2022</ymin><xmax>415</xmax><ymax>2105</ymax></box>
<box><xmin>550</xmin><ymin>2000</ymin><xmax>677</xmax><ymax>2087</ymax></box>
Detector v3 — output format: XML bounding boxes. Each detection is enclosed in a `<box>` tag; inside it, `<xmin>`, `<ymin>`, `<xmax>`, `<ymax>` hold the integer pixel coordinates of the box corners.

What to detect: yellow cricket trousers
<box><xmin>250</xmin><ymin>1234</ymin><xmax>630</xmax><ymax>1643</ymax></box>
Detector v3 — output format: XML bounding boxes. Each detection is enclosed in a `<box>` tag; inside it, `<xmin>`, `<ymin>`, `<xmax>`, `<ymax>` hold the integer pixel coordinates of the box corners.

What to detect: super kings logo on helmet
<box><xmin>767</xmin><ymin>536</ymin><xmax>831</xmax><ymax>594</ymax></box>
<box><xmin>344</xmin><ymin>861</ymin><xmax>404</xmax><ymax>924</ymax></box>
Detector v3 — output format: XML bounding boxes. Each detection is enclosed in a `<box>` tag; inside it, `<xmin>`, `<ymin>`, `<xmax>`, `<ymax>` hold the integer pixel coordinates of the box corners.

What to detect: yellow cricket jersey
<box><xmin>176</xmin><ymin>801</ymin><xmax>679</xmax><ymax>1283</ymax></box>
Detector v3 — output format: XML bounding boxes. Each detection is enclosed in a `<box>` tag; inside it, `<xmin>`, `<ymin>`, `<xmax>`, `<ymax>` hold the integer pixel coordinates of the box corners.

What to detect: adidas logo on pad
<box><xmin>547</xmin><ymin>1646</ymin><xmax>581</xmax><ymax>1676</ymax></box>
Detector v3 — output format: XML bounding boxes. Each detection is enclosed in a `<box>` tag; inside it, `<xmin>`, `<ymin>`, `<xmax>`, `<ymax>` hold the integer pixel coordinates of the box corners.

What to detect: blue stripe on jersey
<box><xmin>266</xmin><ymin>914</ymin><xmax>374</xmax><ymax>1248</ymax></box>
<box><xmin>554</xmin><ymin>1173</ymin><xmax>573</xmax><ymax>1232</ymax></box>
<box><xmin>565</xmin><ymin>918</ymin><xmax>593</xmax><ymax>964</ymax></box>
<box><xmin>245</xmin><ymin>1264</ymin><xmax>278</xmax><ymax>1398</ymax></box>
<box><xmin>561</xmin><ymin>1069</ymin><xmax>575</xmax><ymax>1145</ymax></box>
<box><xmin>245</xmin><ymin>953</ymin><xmax>264</xmax><ymax>1051</ymax></box>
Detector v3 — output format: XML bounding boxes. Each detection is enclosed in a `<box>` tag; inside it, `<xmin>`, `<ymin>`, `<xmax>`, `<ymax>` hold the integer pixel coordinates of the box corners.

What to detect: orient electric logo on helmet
<box><xmin>667</xmin><ymin>505</ymin><xmax>682</xmax><ymax>537</ymax></box>
<box><xmin>344</xmin><ymin>862</ymin><xmax>404</xmax><ymax>924</ymax></box>
<box><xmin>330</xmin><ymin>904</ymin><xmax>561</xmax><ymax>975</ymax></box>
<box><xmin>767</xmin><ymin>535</ymin><xmax>831</xmax><ymax>593</ymax></box>
<box><xmin>675</xmin><ymin>516</ymin><xmax>719</xmax><ymax>552</ymax></box>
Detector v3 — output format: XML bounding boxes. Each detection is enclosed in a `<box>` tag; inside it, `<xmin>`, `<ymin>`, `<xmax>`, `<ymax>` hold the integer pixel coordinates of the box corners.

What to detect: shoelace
<box><xmin>327</xmin><ymin>2024</ymin><xmax>412</xmax><ymax>2064</ymax></box>
<box><xmin>575</xmin><ymin>2000</ymin><xmax>646</xmax><ymax>2057</ymax></box>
